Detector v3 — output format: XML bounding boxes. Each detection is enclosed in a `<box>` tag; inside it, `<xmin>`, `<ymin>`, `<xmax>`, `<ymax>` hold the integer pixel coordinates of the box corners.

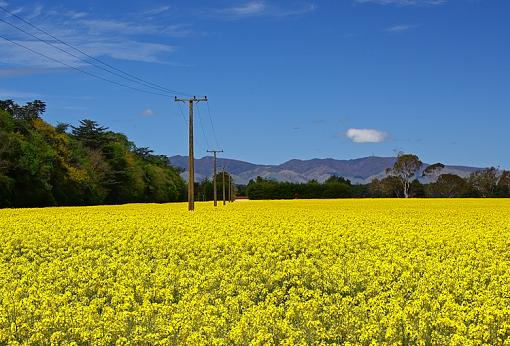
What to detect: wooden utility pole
<box><xmin>222</xmin><ymin>167</ymin><xmax>226</xmax><ymax>206</ymax></box>
<box><xmin>231</xmin><ymin>177</ymin><xmax>235</xmax><ymax>202</ymax></box>
<box><xmin>206</xmin><ymin>149</ymin><xmax>223</xmax><ymax>207</ymax></box>
<box><xmin>228</xmin><ymin>175</ymin><xmax>232</xmax><ymax>202</ymax></box>
<box><xmin>174</xmin><ymin>96</ymin><xmax>207</xmax><ymax>211</ymax></box>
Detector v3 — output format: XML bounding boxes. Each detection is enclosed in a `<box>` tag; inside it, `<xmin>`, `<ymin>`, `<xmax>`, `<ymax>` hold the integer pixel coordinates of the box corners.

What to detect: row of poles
<box><xmin>174</xmin><ymin>96</ymin><xmax>233</xmax><ymax>211</ymax></box>
<box><xmin>197</xmin><ymin>162</ymin><xmax>235</xmax><ymax>206</ymax></box>
<box><xmin>0</xmin><ymin>6</ymin><xmax>224</xmax><ymax>213</ymax></box>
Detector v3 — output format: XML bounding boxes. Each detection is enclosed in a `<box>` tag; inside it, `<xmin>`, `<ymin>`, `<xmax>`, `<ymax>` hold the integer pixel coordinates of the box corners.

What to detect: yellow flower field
<box><xmin>1</xmin><ymin>199</ymin><xmax>510</xmax><ymax>345</ymax></box>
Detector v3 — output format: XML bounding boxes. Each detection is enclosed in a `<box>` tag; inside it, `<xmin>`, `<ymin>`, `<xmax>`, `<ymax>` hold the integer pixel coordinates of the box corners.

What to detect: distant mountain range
<box><xmin>169</xmin><ymin>155</ymin><xmax>481</xmax><ymax>185</ymax></box>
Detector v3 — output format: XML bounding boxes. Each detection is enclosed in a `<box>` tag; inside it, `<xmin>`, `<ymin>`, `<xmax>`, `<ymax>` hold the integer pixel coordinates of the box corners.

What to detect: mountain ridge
<box><xmin>169</xmin><ymin>155</ymin><xmax>481</xmax><ymax>185</ymax></box>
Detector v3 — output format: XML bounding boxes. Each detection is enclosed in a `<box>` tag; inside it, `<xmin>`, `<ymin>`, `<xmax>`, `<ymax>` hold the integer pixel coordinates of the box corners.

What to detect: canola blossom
<box><xmin>1</xmin><ymin>199</ymin><xmax>510</xmax><ymax>345</ymax></box>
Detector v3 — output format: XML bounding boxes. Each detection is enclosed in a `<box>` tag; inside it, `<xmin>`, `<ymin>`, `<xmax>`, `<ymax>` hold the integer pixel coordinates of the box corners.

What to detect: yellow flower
<box><xmin>0</xmin><ymin>199</ymin><xmax>509</xmax><ymax>344</ymax></box>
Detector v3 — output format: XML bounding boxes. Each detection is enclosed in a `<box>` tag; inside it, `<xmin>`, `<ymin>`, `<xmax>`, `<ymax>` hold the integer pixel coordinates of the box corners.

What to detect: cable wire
<box><xmin>206</xmin><ymin>101</ymin><xmax>220</xmax><ymax>150</ymax></box>
<box><xmin>0</xmin><ymin>5</ymin><xmax>192</xmax><ymax>97</ymax></box>
<box><xmin>0</xmin><ymin>34</ymin><xmax>172</xmax><ymax>97</ymax></box>
<box><xmin>0</xmin><ymin>17</ymin><xmax>174</xmax><ymax>96</ymax></box>
<box><xmin>195</xmin><ymin>102</ymin><xmax>210</xmax><ymax>151</ymax></box>
<box><xmin>177</xmin><ymin>102</ymin><xmax>188</xmax><ymax>127</ymax></box>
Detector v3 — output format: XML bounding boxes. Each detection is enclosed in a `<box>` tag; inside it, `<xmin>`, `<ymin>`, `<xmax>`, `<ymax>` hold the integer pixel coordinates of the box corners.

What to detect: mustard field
<box><xmin>1</xmin><ymin>199</ymin><xmax>510</xmax><ymax>345</ymax></box>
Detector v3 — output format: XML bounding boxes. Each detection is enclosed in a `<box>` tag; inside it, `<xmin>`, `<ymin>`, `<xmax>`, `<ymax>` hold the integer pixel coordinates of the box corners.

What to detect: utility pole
<box><xmin>206</xmin><ymin>149</ymin><xmax>223</xmax><ymax>207</ymax></box>
<box><xmin>231</xmin><ymin>178</ymin><xmax>235</xmax><ymax>202</ymax></box>
<box><xmin>228</xmin><ymin>175</ymin><xmax>232</xmax><ymax>202</ymax></box>
<box><xmin>222</xmin><ymin>167</ymin><xmax>226</xmax><ymax>206</ymax></box>
<box><xmin>175</xmin><ymin>96</ymin><xmax>207</xmax><ymax>211</ymax></box>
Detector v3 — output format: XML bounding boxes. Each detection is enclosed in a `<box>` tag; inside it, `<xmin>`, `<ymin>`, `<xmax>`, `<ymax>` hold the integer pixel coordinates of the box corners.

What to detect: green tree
<box><xmin>496</xmin><ymin>171</ymin><xmax>510</xmax><ymax>197</ymax></box>
<box><xmin>246</xmin><ymin>176</ymin><xmax>353</xmax><ymax>200</ymax></box>
<box><xmin>71</xmin><ymin>119</ymin><xmax>110</xmax><ymax>150</ymax></box>
<box><xmin>386</xmin><ymin>153</ymin><xmax>423</xmax><ymax>198</ymax></box>
<box><xmin>0</xmin><ymin>99</ymin><xmax>46</xmax><ymax>121</ymax></box>
<box><xmin>427</xmin><ymin>173</ymin><xmax>467</xmax><ymax>198</ymax></box>
<box><xmin>322</xmin><ymin>176</ymin><xmax>352</xmax><ymax>198</ymax></box>
<box><xmin>370</xmin><ymin>176</ymin><xmax>403</xmax><ymax>198</ymax></box>
<box><xmin>0</xmin><ymin>99</ymin><xmax>186</xmax><ymax>207</ymax></box>
<box><xmin>422</xmin><ymin>163</ymin><xmax>445</xmax><ymax>181</ymax></box>
<box><xmin>467</xmin><ymin>167</ymin><xmax>499</xmax><ymax>198</ymax></box>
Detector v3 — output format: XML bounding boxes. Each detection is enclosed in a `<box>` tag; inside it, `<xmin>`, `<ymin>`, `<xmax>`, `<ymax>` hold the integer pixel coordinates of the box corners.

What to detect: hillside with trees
<box><xmin>244</xmin><ymin>154</ymin><xmax>510</xmax><ymax>200</ymax></box>
<box><xmin>0</xmin><ymin>99</ymin><xmax>185</xmax><ymax>208</ymax></box>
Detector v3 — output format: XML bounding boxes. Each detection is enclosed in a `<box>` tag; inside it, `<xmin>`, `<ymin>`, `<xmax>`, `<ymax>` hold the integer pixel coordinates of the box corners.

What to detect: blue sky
<box><xmin>1</xmin><ymin>0</ymin><xmax>509</xmax><ymax>168</ymax></box>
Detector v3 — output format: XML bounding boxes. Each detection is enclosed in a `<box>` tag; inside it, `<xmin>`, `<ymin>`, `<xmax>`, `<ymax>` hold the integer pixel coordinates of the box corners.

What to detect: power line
<box><xmin>177</xmin><ymin>102</ymin><xmax>188</xmax><ymax>127</ymax></box>
<box><xmin>0</xmin><ymin>33</ymin><xmax>172</xmax><ymax>97</ymax></box>
<box><xmin>206</xmin><ymin>101</ymin><xmax>220</xmax><ymax>149</ymax></box>
<box><xmin>195</xmin><ymin>102</ymin><xmax>210</xmax><ymax>152</ymax></box>
<box><xmin>0</xmin><ymin>5</ymin><xmax>188</xmax><ymax>96</ymax></box>
<box><xmin>0</xmin><ymin>5</ymin><xmax>192</xmax><ymax>97</ymax></box>
<box><xmin>0</xmin><ymin>16</ymin><xmax>173</xmax><ymax>96</ymax></box>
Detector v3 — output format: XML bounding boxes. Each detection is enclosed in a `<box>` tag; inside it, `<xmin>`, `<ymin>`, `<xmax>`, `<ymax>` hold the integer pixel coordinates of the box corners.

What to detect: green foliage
<box><xmin>370</xmin><ymin>176</ymin><xmax>403</xmax><ymax>198</ymax></box>
<box><xmin>496</xmin><ymin>171</ymin><xmax>510</xmax><ymax>197</ymax></box>
<box><xmin>467</xmin><ymin>167</ymin><xmax>499</xmax><ymax>198</ymax></box>
<box><xmin>0</xmin><ymin>99</ymin><xmax>185</xmax><ymax>207</ymax></box>
<box><xmin>427</xmin><ymin>174</ymin><xmax>468</xmax><ymax>198</ymax></box>
<box><xmin>386</xmin><ymin>153</ymin><xmax>423</xmax><ymax>198</ymax></box>
<box><xmin>0</xmin><ymin>99</ymin><xmax>46</xmax><ymax>121</ymax></box>
<box><xmin>422</xmin><ymin>162</ymin><xmax>445</xmax><ymax>179</ymax></box>
<box><xmin>246</xmin><ymin>176</ymin><xmax>352</xmax><ymax>200</ymax></box>
<box><xmin>71</xmin><ymin>119</ymin><xmax>110</xmax><ymax>150</ymax></box>
<box><xmin>2</xmin><ymin>101</ymin><xmax>505</xmax><ymax>205</ymax></box>
<box><xmin>195</xmin><ymin>172</ymin><xmax>236</xmax><ymax>202</ymax></box>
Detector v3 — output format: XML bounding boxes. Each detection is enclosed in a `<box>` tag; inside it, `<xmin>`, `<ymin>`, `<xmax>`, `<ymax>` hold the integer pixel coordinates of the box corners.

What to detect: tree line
<box><xmin>243</xmin><ymin>154</ymin><xmax>510</xmax><ymax>199</ymax></box>
<box><xmin>193</xmin><ymin>172</ymin><xmax>236</xmax><ymax>202</ymax></box>
<box><xmin>246</xmin><ymin>176</ymin><xmax>359</xmax><ymax>200</ymax></box>
<box><xmin>0</xmin><ymin>99</ymin><xmax>185</xmax><ymax>208</ymax></box>
<box><xmin>2</xmin><ymin>99</ymin><xmax>509</xmax><ymax>207</ymax></box>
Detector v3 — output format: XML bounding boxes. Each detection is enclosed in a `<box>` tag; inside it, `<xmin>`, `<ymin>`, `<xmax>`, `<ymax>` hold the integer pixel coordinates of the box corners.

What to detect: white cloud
<box><xmin>216</xmin><ymin>1</ymin><xmax>316</xmax><ymax>19</ymax></box>
<box><xmin>0</xmin><ymin>40</ymin><xmax>89</xmax><ymax>68</ymax></box>
<box><xmin>142</xmin><ymin>5</ymin><xmax>171</xmax><ymax>16</ymax></box>
<box><xmin>385</xmin><ymin>24</ymin><xmax>419</xmax><ymax>32</ymax></box>
<box><xmin>227</xmin><ymin>1</ymin><xmax>267</xmax><ymax>16</ymax></box>
<box><xmin>79</xmin><ymin>19</ymin><xmax>156</xmax><ymax>35</ymax></box>
<box><xmin>355</xmin><ymin>0</ymin><xmax>445</xmax><ymax>6</ymax></box>
<box><xmin>67</xmin><ymin>11</ymin><xmax>87</xmax><ymax>19</ymax></box>
<box><xmin>280</xmin><ymin>4</ymin><xmax>316</xmax><ymax>17</ymax></box>
<box><xmin>77</xmin><ymin>18</ymin><xmax>193</xmax><ymax>38</ymax></box>
<box><xmin>142</xmin><ymin>108</ymin><xmax>154</xmax><ymax>116</ymax></box>
<box><xmin>27</xmin><ymin>4</ymin><xmax>43</xmax><ymax>19</ymax></box>
<box><xmin>159</xmin><ymin>24</ymin><xmax>194</xmax><ymax>38</ymax></box>
<box><xmin>80</xmin><ymin>41</ymin><xmax>175</xmax><ymax>63</ymax></box>
<box><xmin>346</xmin><ymin>128</ymin><xmax>388</xmax><ymax>143</ymax></box>
<box><xmin>0</xmin><ymin>39</ymin><xmax>176</xmax><ymax>68</ymax></box>
<box><xmin>0</xmin><ymin>4</ymin><xmax>184</xmax><ymax>69</ymax></box>
<box><xmin>46</xmin><ymin>9</ymin><xmax>88</xmax><ymax>19</ymax></box>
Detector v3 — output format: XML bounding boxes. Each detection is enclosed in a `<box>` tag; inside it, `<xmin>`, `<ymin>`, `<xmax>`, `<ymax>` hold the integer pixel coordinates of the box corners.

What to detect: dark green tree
<box><xmin>496</xmin><ymin>171</ymin><xmax>510</xmax><ymax>197</ymax></box>
<box><xmin>0</xmin><ymin>99</ymin><xmax>46</xmax><ymax>121</ymax></box>
<box><xmin>427</xmin><ymin>174</ymin><xmax>467</xmax><ymax>198</ymax></box>
<box><xmin>71</xmin><ymin>119</ymin><xmax>109</xmax><ymax>150</ymax></box>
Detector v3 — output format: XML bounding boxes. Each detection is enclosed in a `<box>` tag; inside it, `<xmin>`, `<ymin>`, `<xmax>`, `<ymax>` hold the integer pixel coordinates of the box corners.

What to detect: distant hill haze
<box><xmin>169</xmin><ymin>155</ymin><xmax>480</xmax><ymax>185</ymax></box>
